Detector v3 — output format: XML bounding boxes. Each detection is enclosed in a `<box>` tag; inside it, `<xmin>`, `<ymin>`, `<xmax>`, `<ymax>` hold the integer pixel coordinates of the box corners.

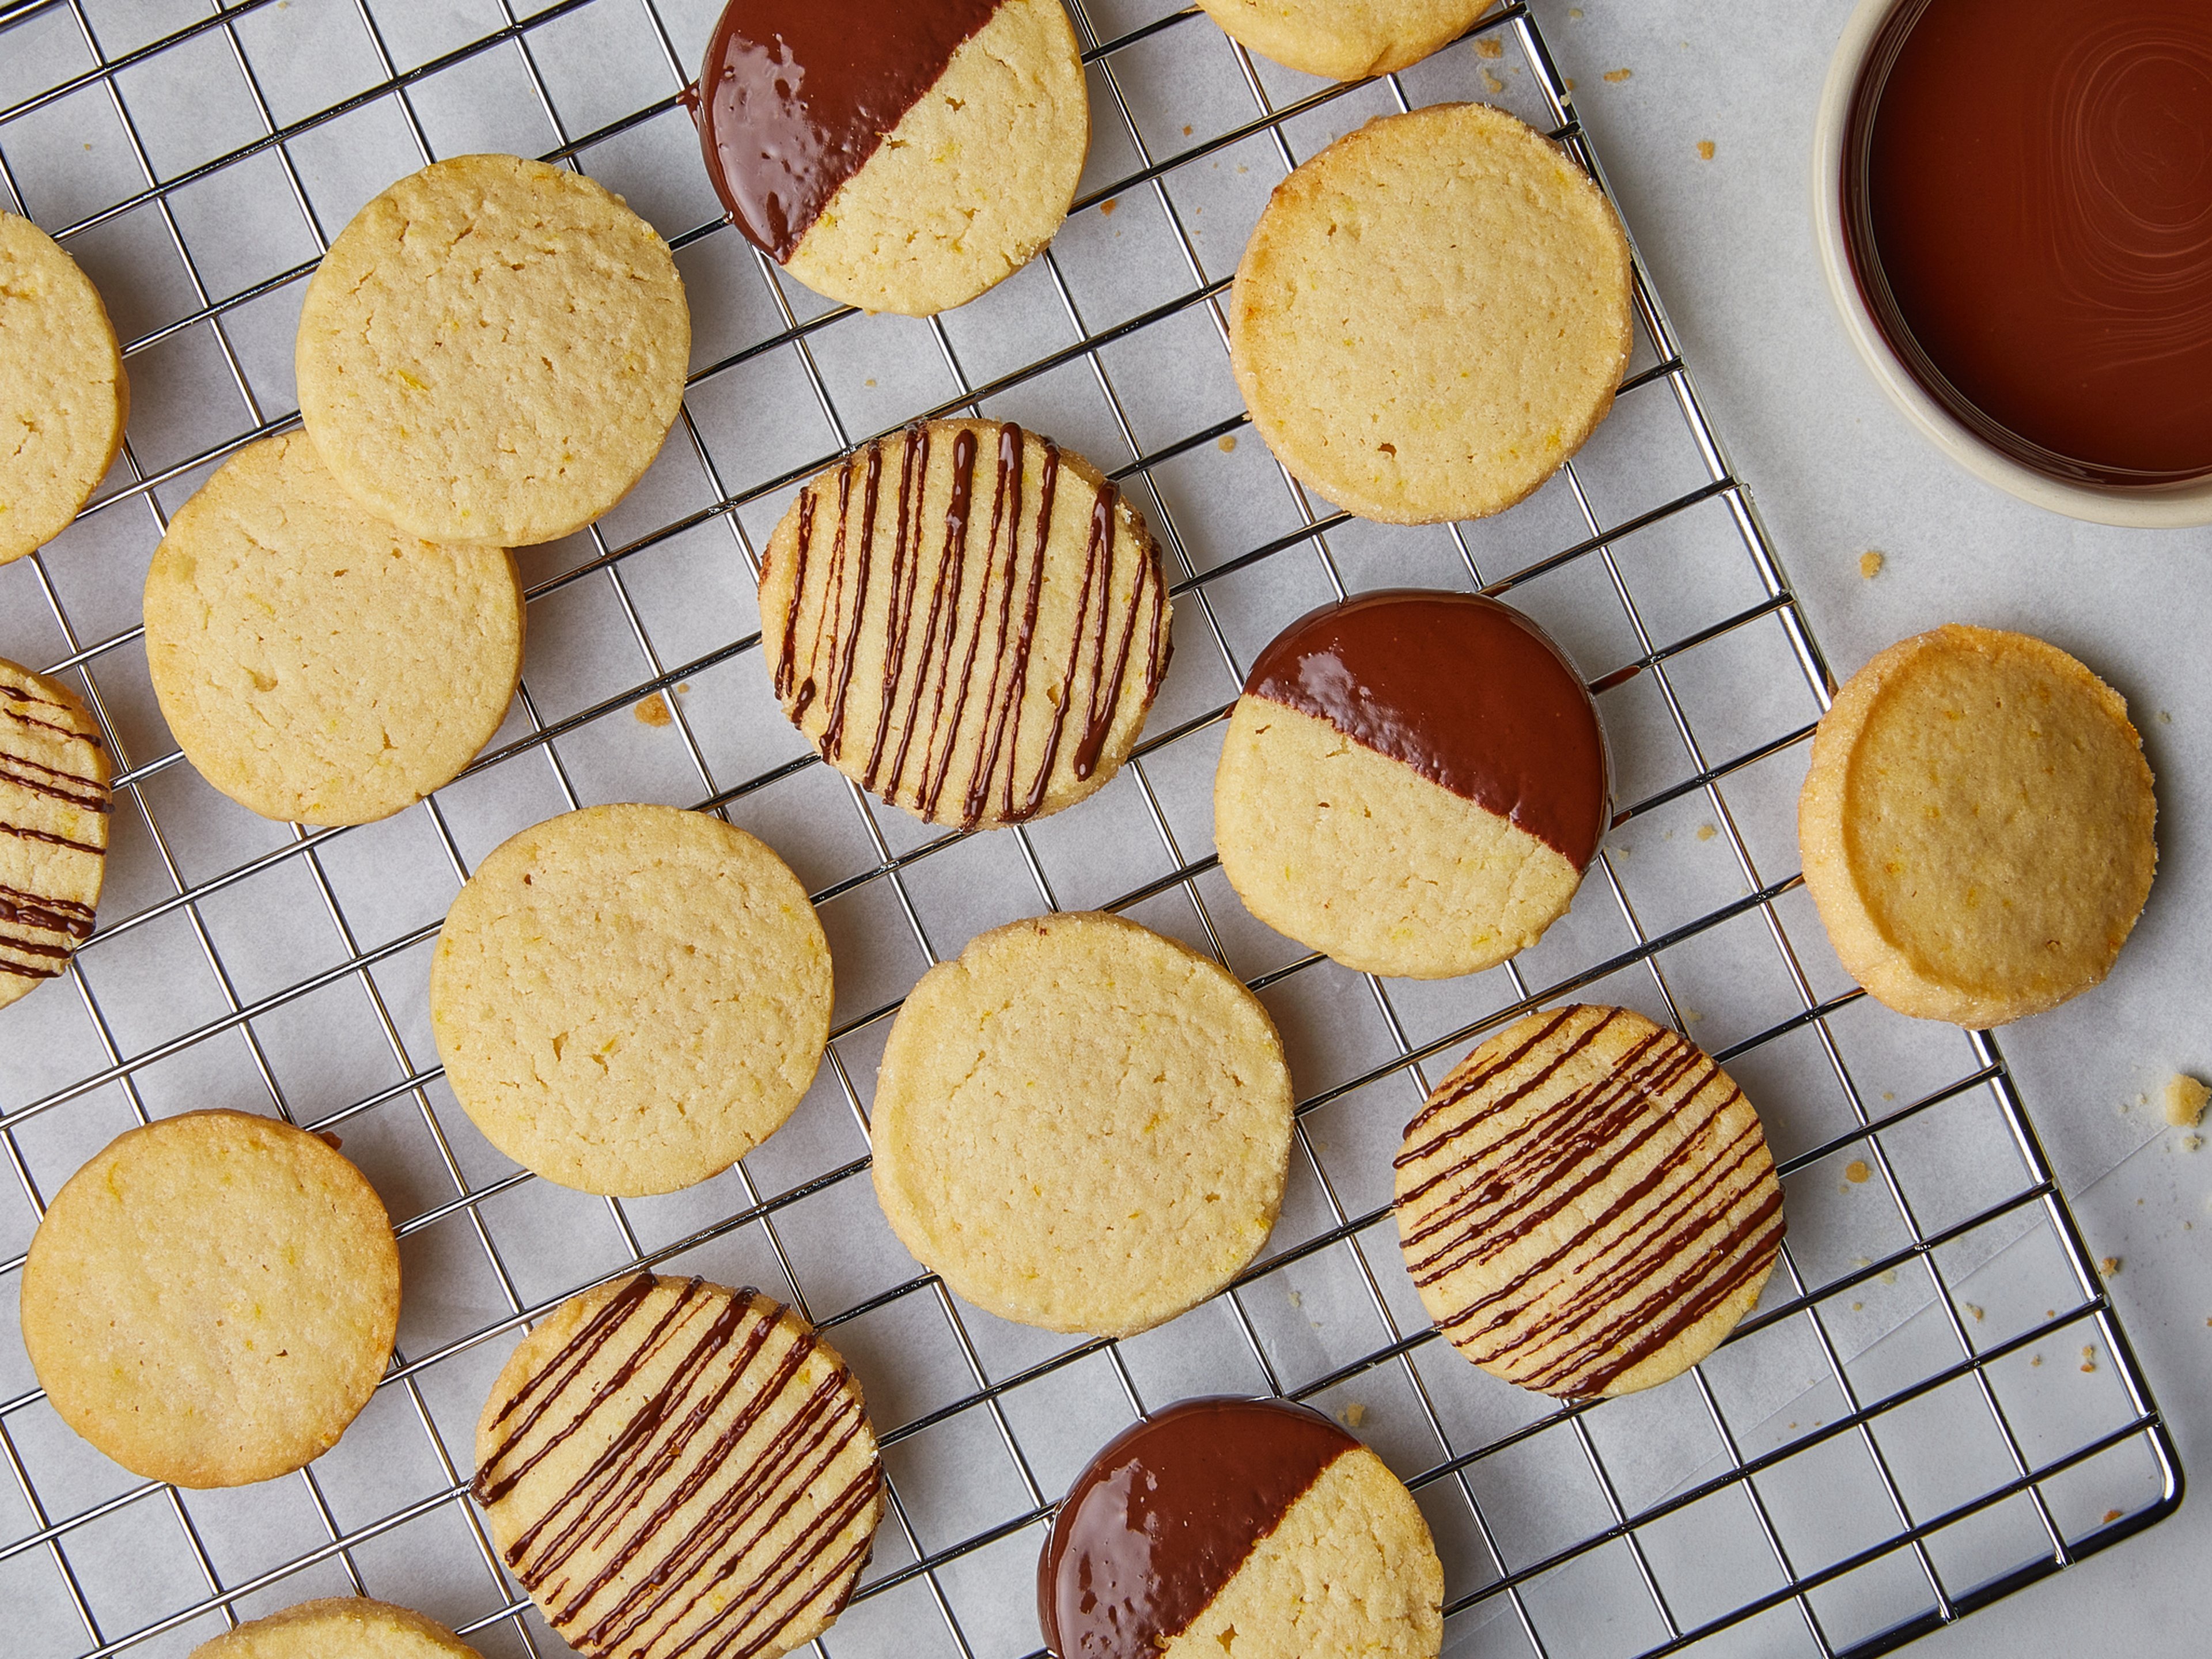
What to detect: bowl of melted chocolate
<box><xmin>1814</xmin><ymin>0</ymin><xmax>2212</xmax><ymax>525</ymax></box>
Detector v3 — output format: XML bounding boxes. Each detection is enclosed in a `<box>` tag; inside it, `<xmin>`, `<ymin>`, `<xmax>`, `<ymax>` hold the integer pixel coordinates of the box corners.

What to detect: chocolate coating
<box><xmin>1243</xmin><ymin>589</ymin><xmax>1607</xmax><ymax>867</ymax></box>
<box><xmin>1037</xmin><ymin>1396</ymin><xmax>1356</xmax><ymax>1659</ymax></box>
<box><xmin>697</xmin><ymin>0</ymin><xmax>1005</xmax><ymax>261</ymax></box>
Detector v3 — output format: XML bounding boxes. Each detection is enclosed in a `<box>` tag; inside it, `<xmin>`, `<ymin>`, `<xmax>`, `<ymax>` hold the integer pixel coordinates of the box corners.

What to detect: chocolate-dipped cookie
<box><xmin>698</xmin><ymin>0</ymin><xmax>1089</xmax><ymax>316</ymax></box>
<box><xmin>1040</xmin><ymin>1396</ymin><xmax>1443</xmax><ymax>1659</ymax></box>
<box><xmin>1395</xmin><ymin>1005</ymin><xmax>1783</xmax><ymax>1399</ymax></box>
<box><xmin>760</xmin><ymin>419</ymin><xmax>1171</xmax><ymax>830</ymax></box>
<box><xmin>1213</xmin><ymin>589</ymin><xmax>1606</xmax><ymax>979</ymax></box>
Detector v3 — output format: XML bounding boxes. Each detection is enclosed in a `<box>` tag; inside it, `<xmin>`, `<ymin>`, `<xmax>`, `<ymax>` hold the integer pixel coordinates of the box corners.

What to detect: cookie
<box><xmin>1196</xmin><ymin>0</ymin><xmax>1493</xmax><ymax>81</ymax></box>
<box><xmin>1395</xmin><ymin>1005</ymin><xmax>1782</xmax><ymax>1399</ymax></box>
<box><xmin>870</xmin><ymin>911</ymin><xmax>1293</xmax><ymax>1336</ymax></box>
<box><xmin>19</xmin><ymin>1109</ymin><xmax>400</xmax><ymax>1487</ymax></box>
<box><xmin>698</xmin><ymin>0</ymin><xmax>1088</xmax><ymax>316</ymax></box>
<box><xmin>296</xmin><ymin>154</ymin><xmax>688</xmax><ymax>547</ymax></box>
<box><xmin>0</xmin><ymin>659</ymin><xmax>110</xmax><ymax>1010</ymax></box>
<box><xmin>142</xmin><ymin>433</ymin><xmax>522</xmax><ymax>827</ymax></box>
<box><xmin>0</xmin><ymin>212</ymin><xmax>127</xmax><ymax>566</ymax></box>
<box><xmin>1229</xmin><ymin>103</ymin><xmax>1633</xmax><ymax>524</ymax></box>
<box><xmin>1040</xmin><ymin>1396</ymin><xmax>1443</xmax><ymax>1659</ymax></box>
<box><xmin>760</xmin><ymin>419</ymin><xmax>1171</xmax><ymax>830</ymax></box>
<box><xmin>189</xmin><ymin>1599</ymin><xmax>475</xmax><ymax>1659</ymax></box>
<box><xmin>1798</xmin><ymin>624</ymin><xmax>2157</xmax><ymax>1027</ymax></box>
<box><xmin>1214</xmin><ymin>589</ymin><xmax>1607</xmax><ymax>979</ymax></box>
<box><xmin>429</xmin><ymin>804</ymin><xmax>831</xmax><ymax>1196</ymax></box>
<box><xmin>473</xmin><ymin>1274</ymin><xmax>883</xmax><ymax>1659</ymax></box>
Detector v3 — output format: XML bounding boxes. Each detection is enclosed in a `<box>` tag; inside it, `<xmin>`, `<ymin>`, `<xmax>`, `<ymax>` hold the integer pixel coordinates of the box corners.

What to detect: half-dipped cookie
<box><xmin>1396</xmin><ymin>1005</ymin><xmax>1783</xmax><ymax>1399</ymax></box>
<box><xmin>1213</xmin><ymin>589</ymin><xmax>1606</xmax><ymax>979</ymax></box>
<box><xmin>1040</xmin><ymin>1396</ymin><xmax>1444</xmax><ymax>1659</ymax></box>
<box><xmin>474</xmin><ymin>1274</ymin><xmax>884</xmax><ymax>1659</ymax></box>
<box><xmin>761</xmin><ymin>419</ymin><xmax>1171</xmax><ymax>830</ymax></box>
<box><xmin>698</xmin><ymin>0</ymin><xmax>1089</xmax><ymax>316</ymax></box>
<box><xmin>0</xmin><ymin>658</ymin><xmax>109</xmax><ymax>1010</ymax></box>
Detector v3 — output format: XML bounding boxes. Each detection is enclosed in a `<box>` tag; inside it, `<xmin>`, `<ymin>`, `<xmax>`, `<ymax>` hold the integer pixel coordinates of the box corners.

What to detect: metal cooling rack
<box><xmin>0</xmin><ymin>2</ymin><xmax>2180</xmax><ymax>1657</ymax></box>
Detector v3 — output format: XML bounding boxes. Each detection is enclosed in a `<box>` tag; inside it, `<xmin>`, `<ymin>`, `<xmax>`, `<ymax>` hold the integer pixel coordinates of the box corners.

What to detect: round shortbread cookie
<box><xmin>189</xmin><ymin>1598</ymin><xmax>475</xmax><ymax>1659</ymax></box>
<box><xmin>20</xmin><ymin>1109</ymin><xmax>401</xmax><ymax>1487</ymax></box>
<box><xmin>1214</xmin><ymin>590</ymin><xmax>1607</xmax><ymax>979</ymax></box>
<box><xmin>760</xmin><ymin>419</ymin><xmax>1171</xmax><ymax>830</ymax></box>
<box><xmin>0</xmin><ymin>658</ymin><xmax>110</xmax><ymax>1011</ymax></box>
<box><xmin>296</xmin><ymin>154</ymin><xmax>689</xmax><ymax>547</ymax></box>
<box><xmin>1395</xmin><ymin>1005</ymin><xmax>1782</xmax><ymax>1399</ymax></box>
<box><xmin>429</xmin><ymin>804</ymin><xmax>832</xmax><ymax>1196</ymax></box>
<box><xmin>473</xmin><ymin>1274</ymin><xmax>883</xmax><ymax>1659</ymax></box>
<box><xmin>1197</xmin><ymin>0</ymin><xmax>1493</xmax><ymax>81</ymax></box>
<box><xmin>699</xmin><ymin>0</ymin><xmax>1088</xmax><ymax>316</ymax></box>
<box><xmin>1798</xmin><ymin>624</ymin><xmax>2157</xmax><ymax>1028</ymax></box>
<box><xmin>1229</xmin><ymin>103</ymin><xmax>1633</xmax><ymax>524</ymax></box>
<box><xmin>1041</xmin><ymin>1396</ymin><xmax>1444</xmax><ymax>1659</ymax></box>
<box><xmin>870</xmin><ymin>911</ymin><xmax>1293</xmax><ymax>1336</ymax></box>
<box><xmin>142</xmin><ymin>433</ymin><xmax>522</xmax><ymax>827</ymax></box>
<box><xmin>0</xmin><ymin>212</ymin><xmax>127</xmax><ymax>566</ymax></box>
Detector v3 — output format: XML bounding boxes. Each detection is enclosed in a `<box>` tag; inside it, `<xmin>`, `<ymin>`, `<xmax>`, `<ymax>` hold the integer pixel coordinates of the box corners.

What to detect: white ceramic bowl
<box><xmin>1811</xmin><ymin>0</ymin><xmax>2212</xmax><ymax>529</ymax></box>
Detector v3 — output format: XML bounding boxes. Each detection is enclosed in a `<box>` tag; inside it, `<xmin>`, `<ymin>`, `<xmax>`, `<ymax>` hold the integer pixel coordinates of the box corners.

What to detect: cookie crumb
<box><xmin>1603</xmin><ymin>67</ymin><xmax>1633</xmax><ymax>83</ymax></box>
<box><xmin>2162</xmin><ymin>1073</ymin><xmax>2209</xmax><ymax>1128</ymax></box>
<box><xmin>1563</xmin><ymin>76</ymin><xmax>1575</xmax><ymax>90</ymax></box>
<box><xmin>634</xmin><ymin>695</ymin><xmax>673</xmax><ymax>728</ymax></box>
<box><xmin>1963</xmin><ymin>1302</ymin><xmax>1984</xmax><ymax>1322</ymax></box>
<box><xmin>1099</xmin><ymin>198</ymin><xmax>1118</xmax><ymax>217</ymax></box>
<box><xmin>1286</xmin><ymin>1288</ymin><xmax>1302</xmax><ymax>1309</ymax></box>
<box><xmin>1183</xmin><ymin>124</ymin><xmax>1193</xmax><ymax>137</ymax></box>
<box><xmin>2099</xmin><ymin>1256</ymin><xmax>2122</xmax><ymax>1277</ymax></box>
<box><xmin>2103</xmin><ymin>1508</ymin><xmax>2124</xmax><ymax>1524</ymax></box>
<box><xmin>1696</xmin><ymin>823</ymin><xmax>1717</xmax><ymax>841</ymax></box>
<box><xmin>1851</xmin><ymin>1301</ymin><xmax>1863</xmax><ymax>1312</ymax></box>
<box><xmin>1681</xmin><ymin>1007</ymin><xmax>1704</xmax><ymax>1024</ymax></box>
<box><xmin>1696</xmin><ymin>140</ymin><xmax>1716</xmax><ymax>161</ymax></box>
<box><xmin>1338</xmin><ymin>1401</ymin><xmax>1368</xmax><ymax>1429</ymax></box>
<box><xmin>2182</xmin><ymin>1134</ymin><xmax>2203</xmax><ymax>1152</ymax></box>
<box><xmin>1859</xmin><ymin>549</ymin><xmax>1885</xmax><ymax>579</ymax></box>
<box><xmin>1883</xmin><ymin>1091</ymin><xmax>1895</xmax><ymax>1101</ymax></box>
<box><xmin>2157</xmin><ymin>709</ymin><xmax>2172</xmax><ymax>724</ymax></box>
<box><xmin>1569</xmin><ymin>6</ymin><xmax>1584</xmax><ymax>16</ymax></box>
<box><xmin>2031</xmin><ymin>1353</ymin><xmax>2043</xmax><ymax>1366</ymax></box>
<box><xmin>1211</xmin><ymin>434</ymin><xmax>1237</xmax><ymax>455</ymax></box>
<box><xmin>1878</xmin><ymin>1267</ymin><xmax>1897</xmax><ymax>1286</ymax></box>
<box><xmin>1844</xmin><ymin>1159</ymin><xmax>1871</xmax><ymax>1183</ymax></box>
<box><xmin>1483</xmin><ymin>67</ymin><xmax>1507</xmax><ymax>94</ymax></box>
<box><xmin>1475</xmin><ymin>37</ymin><xmax>1503</xmax><ymax>59</ymax></box>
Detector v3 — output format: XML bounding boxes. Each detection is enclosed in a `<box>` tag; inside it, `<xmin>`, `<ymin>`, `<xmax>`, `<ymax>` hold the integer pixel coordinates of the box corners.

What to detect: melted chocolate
<box><xmin>1037</xmin><ymin>1396</ymin><xmax>1355</xmax><ymax>1659</ymax></box>
<box><xmin>1844</xmin><ymin>0</ymin><xmax>2212</xmax><ymax>483</ymax></box>
<box><xmin>697</xmin><ymin>0</ymin><xmax>1007</xmax><ymax>260</ymax></box>
<box><xmin>1244</xmin><ymin>590</ymin><xmax>1606</xmax><ymax>866</ymax></box>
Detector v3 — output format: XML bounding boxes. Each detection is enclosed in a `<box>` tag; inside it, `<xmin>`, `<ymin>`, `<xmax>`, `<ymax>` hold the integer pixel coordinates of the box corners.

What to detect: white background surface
<box><xmin>1534</xmin><ymin>2</ymin><xmax>2209</xmax><ymax>1652</ymax></box>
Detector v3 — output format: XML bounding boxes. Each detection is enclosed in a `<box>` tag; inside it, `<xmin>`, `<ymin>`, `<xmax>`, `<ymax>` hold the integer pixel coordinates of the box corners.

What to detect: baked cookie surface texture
<box><xmin>1214</xmin><ymin>589</ymin><xmax>1607</xmax><ymax>979</ymax></box>
<box><xmin>20</xmin><ymin>1109</ymin><xmax>401</xmax><ymax>1487</ymax></box>
<box><xmin>430</xmin><ymin>804</ymin><xmax>831</xmax><ymax>1196</ymax></box>
<box><xmin>1395</xmin><ymin>1005</ymin><xmax>1782</xmax><ymax>1398</ymax></box>
<box><xmin>760</xmin><ymin>419</ymin><xmax>1171</xmax><ymax>829</ymax></box>
<box><xmin>1039</xmin><ymin>1396</ymin><xmax>1444</xmax><ymax>1659</ymax></box>
<box><xmin>1196</xmin><ymin>0</ymin><xmax>1493</xmax><ymax>81</ymax></box>
<box><xmin>0</xmin><ymin>658</ymin><xmax>110</xmax><ymax>1009</ymax></box>
<box><xmin>698</xmin><ymin>0</ymin><xmax>1088</xmax><ymax>316</ymax></box>
<box><xmin>1229</xmin><ymin>102</ymin><xmax>1633</xmax><ymax>524</ymax></box>
<box><xmin>1798</xmin><ymin>624</ymin><xmax>2157</xmax><ymax>1028</ymax></box>
<box><xmin>296</xmin><ymin>154</ymin><xmax>688</xmax><ymax>547</ymax></box>
<box><xmin>142</xmin><ymin>433</ymin><xmax>523</xmax><ymax>827</ymax></box>
<box><xmin>474</xmin><ymin>1274</ymin><xmax>883</xmax><ymax>1659</ymax></box>
<box><xmin>0</xmin><ymin>211</ymin><xmax>127</xmax><ymax>565</ymax></box>
<box><xmin>870</xmin><ymin>911</ymin><xmax>1293</xmax><ymax>1336</ymax></box>
<box><xmin>188</xmin><ymin>1598</ymin><xmax>476</xmax><ymax>1659</ymax></box>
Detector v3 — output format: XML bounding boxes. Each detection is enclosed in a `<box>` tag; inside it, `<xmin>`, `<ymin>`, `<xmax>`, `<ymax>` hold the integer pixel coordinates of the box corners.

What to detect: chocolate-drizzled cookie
<box><xmin>473</xmin><ymin>1274</ymin><xmax>883</xmax><ymax>1659</ymax></box>
<box><xmin>760</xmin><ymin>419</ymin><xmax>1171</xmax><ymax>831</ymax></box>
<box><xmin>1395</xmin><ymin>1004</ymin><xmax>1783</xmax><ymax>1399</ymax></box>
<box><xmin>0</xmin><ymin>658</ymin><xmax>109</xmax><ymax>1012</ymax></box>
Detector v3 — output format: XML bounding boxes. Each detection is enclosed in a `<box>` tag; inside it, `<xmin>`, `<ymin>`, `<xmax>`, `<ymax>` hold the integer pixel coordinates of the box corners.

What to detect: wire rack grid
<box><xmin>0</xmin><ymin>2</ymin><xmax>2181</xmax><ymax>1657</ymax></box>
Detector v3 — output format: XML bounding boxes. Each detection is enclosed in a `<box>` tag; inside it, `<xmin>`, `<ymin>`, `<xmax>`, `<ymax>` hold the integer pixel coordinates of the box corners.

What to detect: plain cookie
<box><xmin>870</xmin><ymin>911</ymin><xmax>1293</xmax><ymax>1336</ymax></box>
<box><xmin>0</xmin><ymin>659</ymin><xmax>110</xmax><ymax>1010</ymax></box>
<box><xmin>699</xmin><ymin>0</ymin><xmax>1088</xmax><ymax>316</ymax></box>
<box><xmin>1040</xmin><ymin>1396</ymin><xmax>1444</xmax><ymax>1659</ymax></box>
<box><xmin>473</xmin><ymin>1274</ymin><xmax>882</xmax><ymax>1659</ymax></box>
<box><xmin>143</xmin><ymin>433</ymin><xmax>522</xmax><ymax>827</ymax></box>
<box><xmin>297</xmin><ymin>154</ymin><xmax>688</xmax><ymax>547</ymax></box>
<box><xmin>1198</xmin><ymin>0</ymin><xmax>1493</xmax><ymax>80</ymax></box>
<box><xmin>0</xmin><ymin>211</ymin><xmax>127</xmax><ymax>565</ymax></box>
<box><xmin>20</xmin><ymin>1109</ymin><xmax>400</xmax><ymax>1486</ymax></box>
<box><xmin>429</xmin><ymin>804</ymin><xmax>832</xmax><ymax>1196</ymax></box>
<box><xmin>189</xmin><ymin>1599</ymin><xmax>475</xmax><ymax>1659</ymax></box>
<box><xmin>1395</xmin><ymin>1005</ymin><xmax>1782</xmax><ymax>1398</ymax></box>
<box><xmin>1214</xmin><ymin>590</ymin><xmax>1607</xmax><ymax>979</ymax></box>
<box><xmin>760</xmin><ymin>419</ymin><xmax>1171</xmax><ymax>830</ymax></box>
<box><xmin>1798</xmin><ymin>624</ymin><xmax>2157</xmax><ymax>1027</ymax></box>
<box><xmin>1229</xmin><ymin>103</ymin><xmax>1633</xmax><ymax>524</ymax></box>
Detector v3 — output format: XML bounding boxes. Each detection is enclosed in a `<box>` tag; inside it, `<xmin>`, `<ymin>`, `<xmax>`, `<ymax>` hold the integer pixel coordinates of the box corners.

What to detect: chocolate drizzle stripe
<box><xmin>1400</xmin><ymin>1005</ymin><xmax>1582</xmax><ymax>1142</ymax></box>
<box><xmin>863</xmin><ymin>426</ymin><xmax>929</xmax><ymax>789</ymax></box>
<box><xmin>1</xmin><ymin>701</ymin><xmax>101</xmax><ymax>747</ymax></box>
<box><xmin>0</xmin><ymin>754</ymin><xmax>109</xmax><ymax>812</ymax></box>
<box><xmin>488</xmin><ymin>1274</ymin><xmax>660</xmax><ymax>1437</ymax></box>
<box><xmin>0</xmin><ymin>957</ymin><xmax>57</xmax><ymax>980</ymax></box>
<box><xmin>0</xmin><ymin>820</ymin><xmax>103</xmax><ymax>856</ymax></box>
<box><xmin>0</xmin><ymin>887</ymin><xmax>95</xmax><ymax>941</ymax></box>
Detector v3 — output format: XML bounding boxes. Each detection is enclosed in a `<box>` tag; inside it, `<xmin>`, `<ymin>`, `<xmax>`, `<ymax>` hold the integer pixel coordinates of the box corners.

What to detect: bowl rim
<box><xmin>1810</xmin><ymin>0</ymin><xmax>2212</xmax><ymax>530</ymax></box>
